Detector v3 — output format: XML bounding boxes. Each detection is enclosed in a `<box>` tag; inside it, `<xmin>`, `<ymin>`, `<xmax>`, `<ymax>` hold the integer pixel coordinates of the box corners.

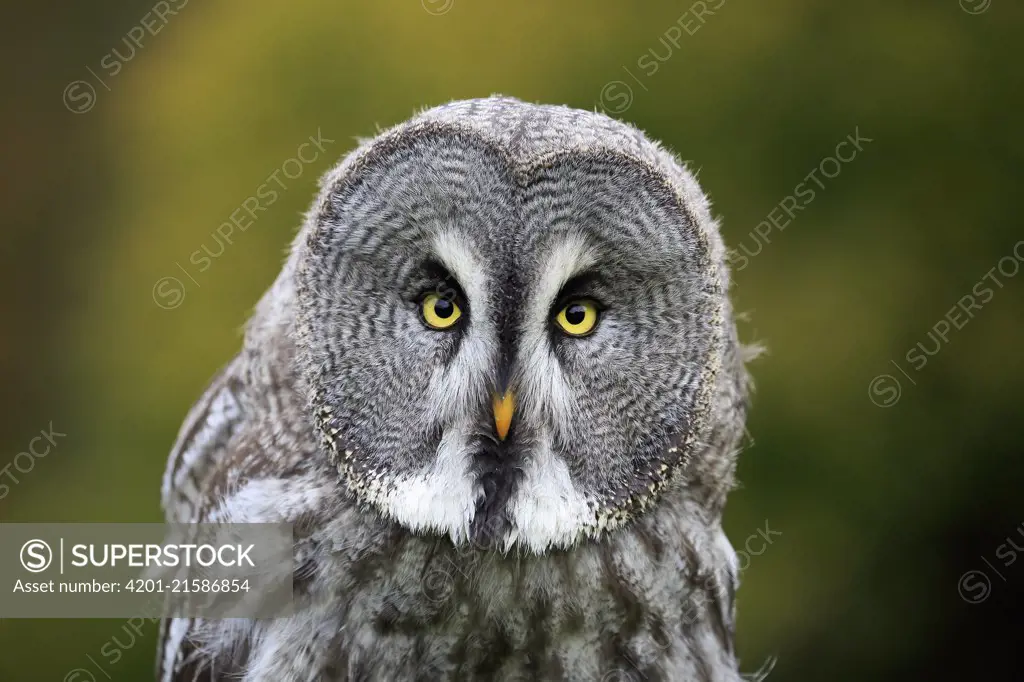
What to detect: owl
<box><xmin>158</xmin><ymin>96</ymin><xmax>753</xmax><ymax>682</ymax></box>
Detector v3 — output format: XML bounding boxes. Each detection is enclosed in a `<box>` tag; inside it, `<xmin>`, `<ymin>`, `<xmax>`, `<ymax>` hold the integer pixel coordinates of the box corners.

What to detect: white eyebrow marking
<box><xmin>527</xmin><ymin>232</ymin><xmax>599</xmax><ymax>329</ymax></box>
<box><xmin>431</xmin><ymin>229</ymin><xmax>487</xmax><ymax>312</ymax></box>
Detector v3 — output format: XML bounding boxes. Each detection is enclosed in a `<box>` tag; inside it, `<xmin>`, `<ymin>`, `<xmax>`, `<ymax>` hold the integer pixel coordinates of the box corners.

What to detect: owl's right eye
<box><xmin>421</xmin><ymin>293</ymin><xmax>463</xmax><ymax>330</ymax></box>
<box><xmin>554</xmin><ymin>299</ymin><xmax>600</xmax><ymax>337</ymax></box>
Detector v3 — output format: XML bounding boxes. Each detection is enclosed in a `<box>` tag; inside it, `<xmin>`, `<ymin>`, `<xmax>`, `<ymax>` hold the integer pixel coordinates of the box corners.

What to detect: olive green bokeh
<box><xmin>2</xmin><ymin>0</ymin><xmax>1022</xmax><ymax>679</ymax></box>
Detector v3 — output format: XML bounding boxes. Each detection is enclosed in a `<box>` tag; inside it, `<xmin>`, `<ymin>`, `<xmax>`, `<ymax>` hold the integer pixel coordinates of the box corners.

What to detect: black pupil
<box><xmin>565</xmin><ymin>304</ymin><xmax>587</xmax><ymax>325</ymax></box>
<box><xmin>433</xmin><ymin>298</ymin><xmax>454</xmax><ymax>319</ymax></box>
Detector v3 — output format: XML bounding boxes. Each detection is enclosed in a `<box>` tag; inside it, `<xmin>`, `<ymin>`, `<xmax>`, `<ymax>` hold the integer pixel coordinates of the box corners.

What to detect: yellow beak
<box><xmin>492</xmin><ymin>391</ymin><xmax>515</xmax><ymax>441</ymax></box>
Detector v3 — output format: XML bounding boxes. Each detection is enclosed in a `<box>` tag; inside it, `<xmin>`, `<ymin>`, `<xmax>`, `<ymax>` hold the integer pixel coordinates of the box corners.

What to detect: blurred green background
<box><xmin>2</xmin><ymin>0</ymin><xmax>1022</xmax><ymax>679</ymax></box>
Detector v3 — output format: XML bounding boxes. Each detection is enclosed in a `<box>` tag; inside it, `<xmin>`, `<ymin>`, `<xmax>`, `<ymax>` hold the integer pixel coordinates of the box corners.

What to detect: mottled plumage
<box><xmin>159</xmin><ymin>96</ymin><xmax>753</xmax><ymax>681</ymax></box>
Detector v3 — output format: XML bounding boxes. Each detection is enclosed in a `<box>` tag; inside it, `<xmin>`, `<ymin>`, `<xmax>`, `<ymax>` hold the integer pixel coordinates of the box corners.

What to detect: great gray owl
<box><xmin>159</xmin><ymin>96</ymin><xmax>753</xmax><ymax>681</ymax></box>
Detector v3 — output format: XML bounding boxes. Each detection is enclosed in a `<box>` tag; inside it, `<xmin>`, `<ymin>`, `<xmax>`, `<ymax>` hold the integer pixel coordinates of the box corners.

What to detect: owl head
<box><xmin>292</xmin><ymin>97</ymin><xmax>749</xmax><ymax>554</ymax></box>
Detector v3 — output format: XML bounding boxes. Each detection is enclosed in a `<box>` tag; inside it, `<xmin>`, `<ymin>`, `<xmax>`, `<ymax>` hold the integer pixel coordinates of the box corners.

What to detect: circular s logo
<box><xmin>64</xmin><ymin>669</ymin><xmax>97</xmax><ymax>682</ymax></box>
<box><xmin>421</xmin><ymin>0</ymin><xmax>454</xmax><ymax>15</ymax></box>
<box><xmin>20</xmin><ymin>538</ymin><xmax>53</xmax><ymax>572</ymax></box>
<box><xmin>868</xmin><ymin>374</ymin><xmax>901</xmax><ymax>407</ymax></box>
<box><xmin>63</xmin><ymin>80</ymin><xmax>97</xmax><ymax>114</ymax></box>
<box><xmin>599</xmin><ymin>81</ymin><xmax>634</xmax><ymax>115</ymax></box>
<box><xmin>959</xmin><ymin>0</ymin><xmax>991</xmax><ymax>14</ymax></box>
<box><xmin>958</xmin><ymin>569</ymin><xmax>991</xmax><ymax>604</ymax></box>
<box><xmin>152</xmin><ymin>276</ymin><xmax>186</xmax><ymax>310</ymax></box>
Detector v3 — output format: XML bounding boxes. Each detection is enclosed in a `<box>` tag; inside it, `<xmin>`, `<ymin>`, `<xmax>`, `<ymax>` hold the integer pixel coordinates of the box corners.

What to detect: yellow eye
<box><xmin>555</xmin><ymin>299</ymin><xmax>599</xmax><ymax>337</ymax></box>
<box><xmin>421</xmin><ymin>293</ymin><xmax>462</xmax><ymax>329</ymax></box>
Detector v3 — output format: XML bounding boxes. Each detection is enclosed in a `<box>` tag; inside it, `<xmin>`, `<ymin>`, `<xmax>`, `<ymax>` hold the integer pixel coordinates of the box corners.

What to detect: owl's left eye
<box><xmin>554</xmin><ymin>299</ymin><xmax>599</xmax><ymax>337</ymax></box>
<box><xmin>421</xmin><ymin>292</ymin><xmax>463</xmax><ymax>330</ymax></box>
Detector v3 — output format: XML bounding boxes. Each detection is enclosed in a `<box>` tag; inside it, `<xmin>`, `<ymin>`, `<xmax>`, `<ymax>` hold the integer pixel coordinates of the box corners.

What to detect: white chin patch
<box><xmin>502</xmin><ymin>433</ymin><xmax>594</xmax><ymax>554</ymax></box>
<box><xmin>375</xmin><ymin>426</ymin><xmax>482</xmax><ymax>544</ymax></box>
